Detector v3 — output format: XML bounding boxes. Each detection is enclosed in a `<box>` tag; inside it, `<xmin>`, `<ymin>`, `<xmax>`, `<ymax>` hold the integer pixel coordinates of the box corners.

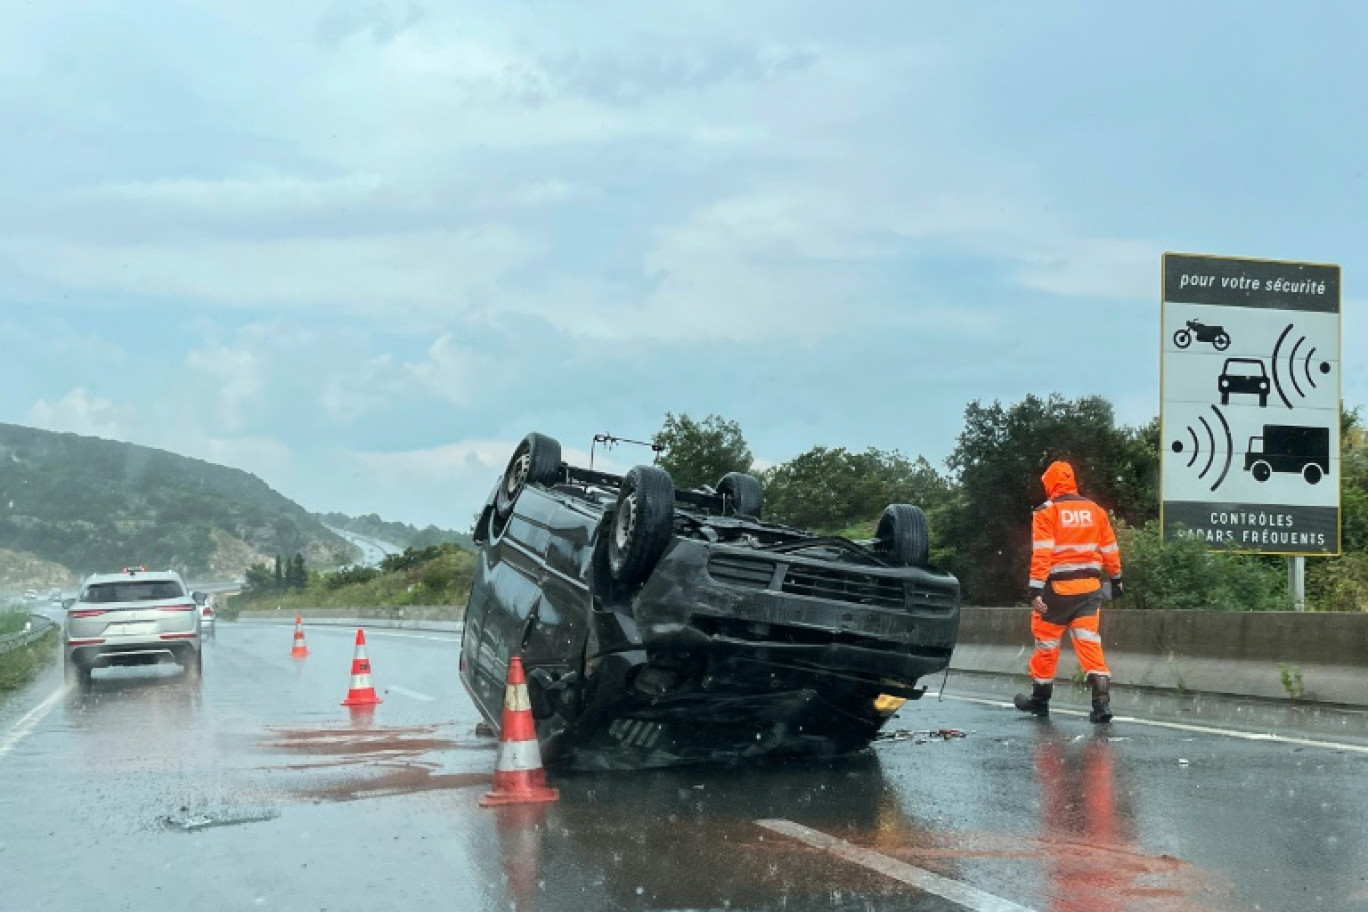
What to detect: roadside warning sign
<box><xmin>1160</xmin><ymin>252</ymin><xmax>1341</xmax><ymax>555</ymax></box>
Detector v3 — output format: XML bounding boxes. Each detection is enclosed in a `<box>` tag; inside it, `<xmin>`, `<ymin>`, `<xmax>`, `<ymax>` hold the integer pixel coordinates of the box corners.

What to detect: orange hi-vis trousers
<box><xmin>1029</xmin><ymin>611</ymin><xmax>1110</xmax><ymax>684</ymax></box>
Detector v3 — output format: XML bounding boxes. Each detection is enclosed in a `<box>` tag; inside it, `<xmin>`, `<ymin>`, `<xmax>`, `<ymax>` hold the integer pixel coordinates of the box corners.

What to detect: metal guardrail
<box><xmin>0</xmin><ymin>615</ymin><xmax>57</xmax><ymax>656</ymax></box>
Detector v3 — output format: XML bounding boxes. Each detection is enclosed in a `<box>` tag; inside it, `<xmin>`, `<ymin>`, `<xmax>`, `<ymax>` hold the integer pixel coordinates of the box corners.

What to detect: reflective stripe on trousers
<box><xmin>1029</xmin><ymin>611</ymin><xmax>1110</xmax><ymax>683</ymax></box>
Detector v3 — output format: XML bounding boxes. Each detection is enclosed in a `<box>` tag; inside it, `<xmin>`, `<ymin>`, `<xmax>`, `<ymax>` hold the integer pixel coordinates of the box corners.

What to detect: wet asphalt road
<box><xmin>2</xmin><ymin>622</ymin><xmax>1367</xmax><ymax>912</ymax></box>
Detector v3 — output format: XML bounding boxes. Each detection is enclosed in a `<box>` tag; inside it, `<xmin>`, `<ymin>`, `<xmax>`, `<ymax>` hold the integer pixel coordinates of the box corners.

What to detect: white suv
<box><xmin>63</xmin><ymin>568</ymin><xmax>202</xmax><ymax>690</ymax></box>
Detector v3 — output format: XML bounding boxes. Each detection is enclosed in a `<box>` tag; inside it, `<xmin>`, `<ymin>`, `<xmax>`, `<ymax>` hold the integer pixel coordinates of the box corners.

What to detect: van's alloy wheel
<box><xmin>607</xmin><ymin>465</ymin><xmax>675</xmax><ymax>585</ymax></box>
<box><xmin>495</xmin><ymin>432</ymin><xmax>563</xmax><ymax>519</ymax></box>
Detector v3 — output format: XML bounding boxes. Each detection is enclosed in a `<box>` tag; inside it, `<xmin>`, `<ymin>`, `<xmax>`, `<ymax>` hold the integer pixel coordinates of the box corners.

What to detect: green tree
<box><xmin>273</xmin><ymin>554</ymin><xmax>284</xmax><ymax>589</ymax></box>
<box><xmin>763</xmin><ymin>447</ymin><xmax>950</xmax><ymax>533</ymax></box>
<box><xmin>939</xmin><ymin>394</ymin><xmax>1151</xmax><ymax>604</ymax></box>
<box><xmin>286</xmin><ymin>553</ymin><xmax>307</xmax><ymax>590</ymax></box>
<box><xmin>243</xmin><ymin>561</ymin><xmax>276</xmax><ymax>596</ymax></box>
<box><xmin>652</xmin><ymin>413</ymin><xmax>753</xmax><ymax>490</ymax></box>
<box><xmin>1306</xmin><ymin>405</ymin><xmax>1368</xmax><ymax>611</ymax></box>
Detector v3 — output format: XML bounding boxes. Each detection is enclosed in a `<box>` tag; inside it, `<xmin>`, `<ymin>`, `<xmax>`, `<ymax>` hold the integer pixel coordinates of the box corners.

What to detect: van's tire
<box><xmin>495</xmin><ymin>433</ymin><xmax>563</xmax><ymax>519</ymax></box>
<box><xmin>608</xmin><ymin>466</ymin><xmax>676</xmax><ymax>585</ymax></box>
<box><xmin>717</xmin><ymin>472</ymin><xmax>763</xmax><ymax>518</ymax></box>
<box><xmin>875</xmin><ymin>504</ymin><xmax>931</xmax><ymax>568</ymax></box>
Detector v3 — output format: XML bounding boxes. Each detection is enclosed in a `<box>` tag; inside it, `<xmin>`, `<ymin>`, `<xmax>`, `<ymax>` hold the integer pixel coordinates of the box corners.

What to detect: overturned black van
<box><xmin>460</xmin><ymin>433</ymin><xmax>961</xmax><ymax>770</ymax></box>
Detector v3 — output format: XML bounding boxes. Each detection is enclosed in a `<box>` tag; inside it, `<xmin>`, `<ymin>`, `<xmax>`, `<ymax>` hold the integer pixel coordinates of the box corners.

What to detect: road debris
<box><xmin>875</xmin><ymin>728</ymin><xmax>967</xmax><ymax>744</ymax></box>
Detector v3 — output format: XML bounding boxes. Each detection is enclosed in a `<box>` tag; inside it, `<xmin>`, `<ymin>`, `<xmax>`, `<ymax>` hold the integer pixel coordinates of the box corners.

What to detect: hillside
<box><xmin>0</xmin><ymin>423</ymin><xmax>355</xmax><ymax>580</ymax></box>
<box><xmin>315</xmin><ymin>512</ymin><xmax>474</xmax><ymax>550</ymax></box>
<box><xmin>228</xmin><ymin>542</ymin><xmax>473</xmax><ymax>613</ymax></box>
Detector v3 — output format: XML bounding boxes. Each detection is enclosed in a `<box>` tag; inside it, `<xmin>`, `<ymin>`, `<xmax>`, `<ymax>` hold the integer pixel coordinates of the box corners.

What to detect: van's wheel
<box><xmin>875</xmin><ymin>504</ymin><xmax>931</xmax><ymax>568</ymax></box>
<box><xmin>717</xmin><ymin>472</ymin><xmax>763</xmax><ymax>518</ymax></box>
<box><xmin>608</xmin><ymin>466</ymin><xmax>676</xmax><ymax>585</ymax></box>
<box><xmin>495</xmin><ymin>433</ymin><xmax>563</xmax><ymax>519</ymax></box>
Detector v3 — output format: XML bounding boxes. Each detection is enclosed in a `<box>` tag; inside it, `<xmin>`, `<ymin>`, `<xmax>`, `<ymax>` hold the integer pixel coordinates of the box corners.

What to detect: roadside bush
<box><xmin>1307</xmin><ymin>552</ymin><xmax>1368</xmax><ymax>612</ymax></box>
<box><xmin>1116</xmin><ymin>521</ymin><xmax>1288</xmax><ymax>611</ymax></box>
<box><xmin>0</xmin><ymin>627</ymin><xmax>58</xmax><ymax>691</ymax></box>
<box><xmin>325</xmin><ymin>565</ymin><xmax>380</xmax><ymax>590</ymax></box>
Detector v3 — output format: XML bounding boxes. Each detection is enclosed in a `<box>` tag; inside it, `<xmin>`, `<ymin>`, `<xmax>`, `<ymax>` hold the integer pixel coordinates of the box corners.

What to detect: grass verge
<box><xmin>0</xmin><ymin>609</ymin><xmax>30</xmax><ymax>637</ymax></box>
<box><xmin>0</xmin><ymin>626</ymin><xmax>59</xmax><ymax>692</ymax></box>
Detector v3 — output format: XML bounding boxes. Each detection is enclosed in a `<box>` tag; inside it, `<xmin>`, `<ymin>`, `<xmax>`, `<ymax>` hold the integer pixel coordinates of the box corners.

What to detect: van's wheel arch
<box><xmin>716</xmin><ymin>472</ymin><xmax>763</xmax><ymax>518</ymax></box>
<box><xmin>495</xmin><ymin>433</ymin><xmax>563</xmax><ymax>519</ymax></box>
<box><xmin>608</xmin><ymin>466</ymin><xmax>676</xmax><ymax>585</ymax></box>
<box><xmin>875</xmin><ymin>504</ymin><xmax>931</xmax><ymax>568</ymax></box>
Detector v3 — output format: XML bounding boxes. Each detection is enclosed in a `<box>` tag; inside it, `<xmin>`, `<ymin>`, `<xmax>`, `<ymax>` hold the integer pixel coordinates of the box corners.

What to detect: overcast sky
<box><xmin>1</xmin><ymin>2</ymin><xmax>1364</xmax><ymax>528</ymax></box>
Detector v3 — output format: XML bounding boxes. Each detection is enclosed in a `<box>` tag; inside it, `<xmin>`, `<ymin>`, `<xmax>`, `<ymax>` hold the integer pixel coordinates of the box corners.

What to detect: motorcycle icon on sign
<box><xmin>1173</xmin><ymin>319</ymin><xmax>1231</xmax><ymax>351</ymax></box>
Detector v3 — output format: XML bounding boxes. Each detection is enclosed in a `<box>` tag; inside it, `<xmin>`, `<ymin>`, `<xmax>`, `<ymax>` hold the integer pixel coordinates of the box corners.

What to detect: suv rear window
<box><xmin>82</xmin><ymin>580</ymin><xmax>185</xmax><ymax>602</ymax></box>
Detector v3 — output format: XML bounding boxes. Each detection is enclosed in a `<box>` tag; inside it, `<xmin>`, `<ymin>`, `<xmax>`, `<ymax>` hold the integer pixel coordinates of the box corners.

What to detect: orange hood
<box><xmin>1042</xmin><ymin>461</ymin><xmax>1078</xmax><ymax>499</ymax></box>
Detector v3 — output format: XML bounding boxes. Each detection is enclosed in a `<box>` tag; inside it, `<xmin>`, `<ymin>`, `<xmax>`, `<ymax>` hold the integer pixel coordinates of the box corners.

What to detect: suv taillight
<box><xmin>202</xmin><ymin>607</ymin><xmax>213</xmax><ymax>617</ymax></box>
<box><xmin>71</xmin><ymin>609</ymin><xmax>107</xmax><ymax>618</ymax></box>
<box><xmin>159</xmin><ymin>603</ymin><xmax>197</xmax><ymax>612</ymax></box>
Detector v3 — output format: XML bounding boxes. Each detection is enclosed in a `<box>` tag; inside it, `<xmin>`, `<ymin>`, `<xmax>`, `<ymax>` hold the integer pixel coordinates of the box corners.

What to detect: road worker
<box><xmin>1014</xmin><ymin>460</ymin><xmax>1123</xmax><ymax>723</ymax></box>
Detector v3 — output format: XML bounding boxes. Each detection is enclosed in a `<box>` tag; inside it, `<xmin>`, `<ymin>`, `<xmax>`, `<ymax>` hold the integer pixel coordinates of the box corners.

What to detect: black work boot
<box><xmin>1089</xmin><ymin>674</ymin><xmax>1113</xmax><ymax>724</ymax></box>
<box><xmin>1013</xmin><ymin>682</ymin><xmax>1053</xmax><ymax>717</ymax></box>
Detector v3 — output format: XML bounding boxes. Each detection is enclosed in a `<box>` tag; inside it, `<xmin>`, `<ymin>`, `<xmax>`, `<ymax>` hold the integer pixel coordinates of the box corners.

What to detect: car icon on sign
<box><xmin>1218</xmin><ymin>358</ymin><xmax>1269</xmax><ymax>407</ymax></box>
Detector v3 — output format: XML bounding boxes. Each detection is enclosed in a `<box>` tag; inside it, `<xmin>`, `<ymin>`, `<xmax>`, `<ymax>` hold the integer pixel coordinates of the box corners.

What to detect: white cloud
<box><xmin>0</xmin><ymin>227</ymin><xmax>536</xmax><ymax>314</ymax></box>
<box><xmin>189</xmin><ymin>344</ymin><xmax>266</xmax><ymax>433</ymax></box>
<box><xmin>28</xmin><ymin>389</ymin><xmax>132</xmax><ymax>440</ymax></box>
<box><xmin>75</xmin><ymin>174</ymin><xmax>395</xmax><ymax>219</ymax></box>
<box><xmin>404</xmin><ymin>335</ymin><xmax>508</xmax><ymax>407</ymax></box>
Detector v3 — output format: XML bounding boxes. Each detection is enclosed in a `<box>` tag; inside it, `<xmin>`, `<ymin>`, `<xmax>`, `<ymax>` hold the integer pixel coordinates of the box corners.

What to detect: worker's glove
<box><xmin>1110</xmin><ymin>578</ymin><xmax>1125</xmax><ymax>599</ymax></box>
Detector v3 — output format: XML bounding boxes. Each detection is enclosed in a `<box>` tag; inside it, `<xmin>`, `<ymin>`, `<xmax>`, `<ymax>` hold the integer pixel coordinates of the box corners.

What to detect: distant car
<box><xmin>63</xmin><ymin>568</ymin><xmax>202</xmax><ymax>690</ymax></box>
<box><xmin>1218</xmin><ymin>357</ymin><xmax>1270</xmax><ymax>407</ymax></box>
<box><xmin>461</xmin><ymin>432</ymin><xmax>962</xmax><ymax>770</ymax></box>
<box><xmin>191</xmin><ymin>590</ymin><xmax>216</xmax><ymax>640</ymax></box>
<box><xmin>48</xmin><ymin>588</ymin><xmax>63</xmax><ymax>604</ymax></box>
<box><xmin>23</xmin><ymin>589</ymin><xmax>38</xmax><ymax>601</ymax></box>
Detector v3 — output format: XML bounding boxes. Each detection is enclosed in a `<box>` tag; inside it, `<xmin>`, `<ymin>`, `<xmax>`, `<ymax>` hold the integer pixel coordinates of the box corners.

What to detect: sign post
<box><xmin>1160</xmin><ymin>253</ymin><xmax>1342</xmax><ymax>581</ymax></box>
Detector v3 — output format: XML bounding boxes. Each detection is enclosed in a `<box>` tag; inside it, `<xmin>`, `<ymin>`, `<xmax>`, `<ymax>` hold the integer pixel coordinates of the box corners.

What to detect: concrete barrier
<box><xmin>952</xmin><ymin>607</ymin><xmax>1368</xmax><ymax>707</ymax></box>
<box><xmin>236</xmin><ymin>607</ymin><xmax>463</xmax><ymax>635</ymax></box>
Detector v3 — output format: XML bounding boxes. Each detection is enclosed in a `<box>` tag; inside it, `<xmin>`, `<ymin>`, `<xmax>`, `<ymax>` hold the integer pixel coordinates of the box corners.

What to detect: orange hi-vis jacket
<box><xmin>1029</xmin><ymin>462</ymin><xmax>1122</xmax><ymax>597</ymax></box>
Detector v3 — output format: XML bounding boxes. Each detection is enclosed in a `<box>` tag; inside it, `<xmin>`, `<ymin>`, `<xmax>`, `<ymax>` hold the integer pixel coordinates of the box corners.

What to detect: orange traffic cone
<box><xmin>340</xmin><ymin>629</ymin><xmax>382</xmax><ymax>707</ymax></box>
<box><xmin>290</xmin><ymin>616</ymin><xmax>310</xmax><ymax>658</ymax></box>
<box><xmin>480</xmin><ymin>656</ymin><xmax>558</xmax><ymax>807</ymax></box>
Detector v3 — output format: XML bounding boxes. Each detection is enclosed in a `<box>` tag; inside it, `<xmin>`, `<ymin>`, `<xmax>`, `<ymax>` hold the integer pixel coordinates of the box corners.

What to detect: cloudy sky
<box><xmin>2</xmin><ymin>2</ymin><xmax>1365</xmax><ymax>527</ymax></box>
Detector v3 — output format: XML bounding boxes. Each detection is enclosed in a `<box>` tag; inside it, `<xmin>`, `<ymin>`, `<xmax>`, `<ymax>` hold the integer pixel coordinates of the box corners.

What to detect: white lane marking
<box><xmin>758</xmin><ymin>819</ymin><xmax>1034</xmax><ymax>912</ymax></box>
<box><xmin>298</xmin><ymin>627</ymin><xmax>459</xmax><ymax>643</ymax></box>
<box><xmin>0</xmin><ymin>688</ymin><xmax>65</xmax><ymax>763</ymax></box>
<box><xmin>360</xmin><ymin>632</ymin><xmax>457</xmax><ymax>643</ymax></box>
<box><xmin>386</xmin><ymin>685</ymin><xmax>436</xmax><ymax>702</ymax></box>
<box><xmin>938</xmin><ymin>693</ymin><xmax>1368</xmax><ymax>755</ymax></box>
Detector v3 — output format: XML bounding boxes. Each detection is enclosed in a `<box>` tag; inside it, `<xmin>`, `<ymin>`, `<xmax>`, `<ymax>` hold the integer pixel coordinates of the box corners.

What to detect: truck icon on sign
<box><xmin>1245</xmin><ymin>424</ymin><xmax>1329</xmax><ymax>485</ymax></box>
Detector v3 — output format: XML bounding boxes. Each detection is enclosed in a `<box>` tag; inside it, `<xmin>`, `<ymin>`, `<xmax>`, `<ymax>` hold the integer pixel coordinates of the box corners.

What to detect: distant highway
<box><xmin>324</xmin><ymin>525</ymin><xmax>403</xmax><ymax>568</ymax></box>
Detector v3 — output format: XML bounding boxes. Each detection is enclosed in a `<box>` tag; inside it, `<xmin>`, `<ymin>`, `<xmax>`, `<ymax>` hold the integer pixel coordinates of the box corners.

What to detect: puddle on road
<box><xmin>767</xmin><ymin>828</ymin><xmax>1233</xmax><ymax>910</ymax></box>
<box><xmin>258</xmin><ymin>723</ymin><xmax>494</xmax><ymax>805</ymax></box>
<box><xmin>300</xmin><ymin>763</ymin><xmax>489</xmax><ymax>803</ymax></box>
<box><xmin>259</xmin><ymin>723</ymin><xmax>491</xmax><ymax>770</ymax></box>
